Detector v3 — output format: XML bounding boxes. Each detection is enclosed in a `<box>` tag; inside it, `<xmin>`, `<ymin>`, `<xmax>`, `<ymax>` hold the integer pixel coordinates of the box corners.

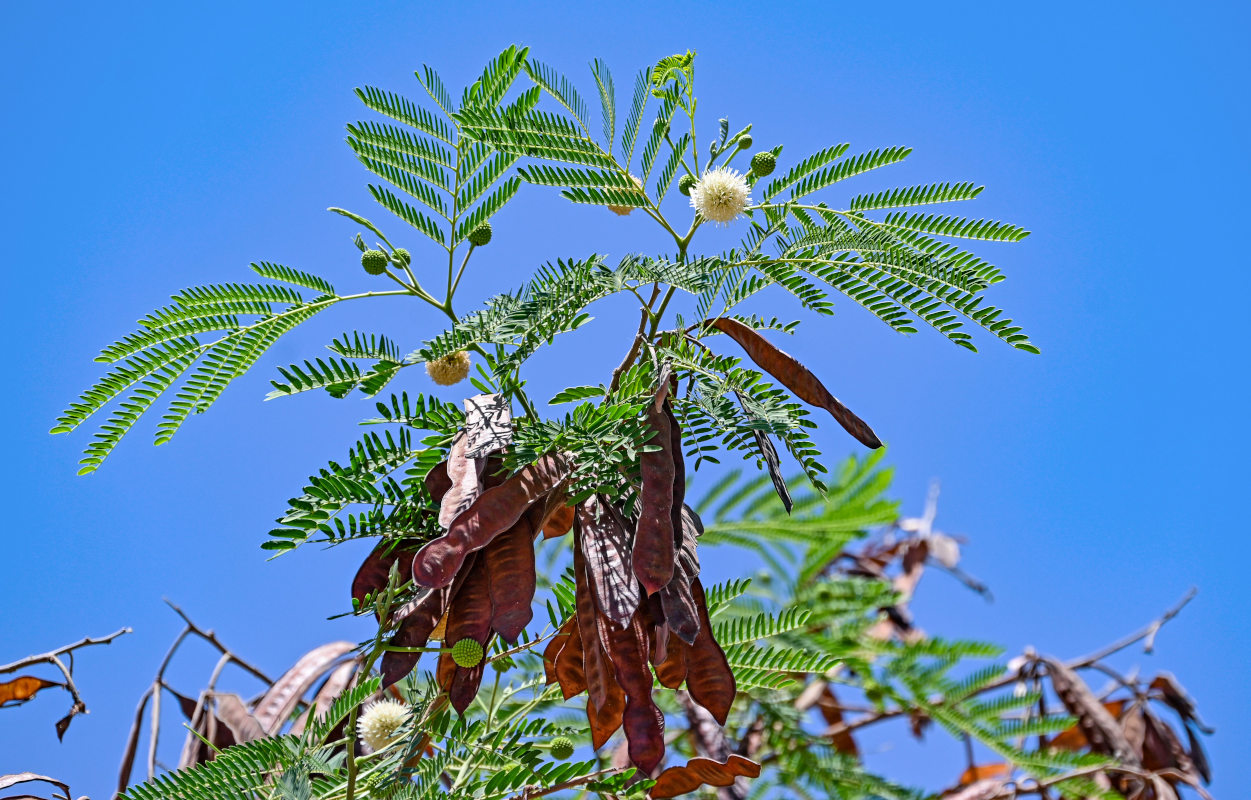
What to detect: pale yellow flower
<box><xmin>357</xmin><ymin>699</ymin><xmax>409</xmax><ymax>752</ymax></box>
<box><xmin>608</xmin><ymin>175</ymin><xmax>644</xmax><ymax>216</ymax></box>
<box><xmin>426</xmin><ymin>351</ymin><xmax>471</xmax><ymax>386</ymax></box>
<box><xmin>690</xmin><ymin>167</ymin><xmax>751</xmax><ymax>224</ymax></box>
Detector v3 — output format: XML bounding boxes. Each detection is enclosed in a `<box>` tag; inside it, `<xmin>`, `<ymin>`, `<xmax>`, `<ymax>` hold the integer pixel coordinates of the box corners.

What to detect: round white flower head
<box><xmin>690</xmin><ymin>167</ymin><xmax>751</xmax><ymax>224</ymax></box>
<box><xmin>607</xmin><ymin>175</ymin><xmax>644</xmax><ymax>216</ymax></box>
<box><xmin>426</xmin><ymin>350</ymin><xmax>471</xmax><ymax>386</ymax></box>
<box><xmin>357</xmin><ymin>699</ymin><xmax>410</xmax><ymax>753</ymax></box>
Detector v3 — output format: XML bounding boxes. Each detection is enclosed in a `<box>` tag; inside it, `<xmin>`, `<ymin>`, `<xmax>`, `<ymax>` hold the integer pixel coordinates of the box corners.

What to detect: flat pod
<box><xmin>663</xmin><ymin>401</ymin><xmax>687</xmax><ymax>548</ymax></box>
<box><xmin>573</xmin><ymin>532</ymin><xmax>613</xmax><ymax>712</ymax></box>
<box><xmin>586</xmin><ymin>665</ymin><xmax>626</xmax><ymax>751</ymax></box>
<box><xmin>599</xmin><ymin>607</ymin><xmax>664</xmax><ymax>774</ymax></box>
<box><xmin>553</xmin><ymin>614</ymin><xmax>587</xmax><ymax>699</ymax></box>
<box><xmin>707</xmin><ymin>316</ymin><xmax>882</xmax><ymax>449</ymax></box>
<box><xmin>443</xmin><ymin>559</ymin><xmax>494</xmax><ymax>714</ymax></box>
<box><xmin>380</xmin><ymin>587</ymin><xmax>447</xmax><ymax>688</ymax></box>
<box><xmin>412</xmin><ymin>453</ymin><xmax>570</xmax><ymax>588</ymax></box>
<box><xmin>654</xmin><ymin>630</ymin><xmax>688</xmax><ymax>689</ymax></box>
<box><xmin>351</xmin><ymin>539</ymin><xmax>420</xmax><ymax>619</ymax></box>
<box><xmin>482</xmin><ymin>514</ymin><xmax>537</xmax><ymax>643</ymax></box>
<box><xmin>633</xmin><ymin>407</ymin><xmax>676</xmax><ymax>595</ymax></box>
<box><xmin>578</xmin><ymin>496</ymin><xmax>640</xmax><ymax>625</ymax></box>
<box><xmin>543</xmin><ymin>617</ymin><xmax>577</xmax><ymax>686</ymax></box>
<box><xmin>650</xmin><ymin>755</ymin><xmax>762</xmax><ymax>799</ymax></box>
<box><xmin>439</xmin><ymin>429</ymin><xmax>487</xmax><ymax>529</ymax></box>
<box><xmin>658</xmin><ymin>506</ymin><xmax>702</xmax><ymax>644</ymax></box>
<box><xmin>683</xmin><ymin>578</ymin><xmax>736</xmax><ymax>725</ymax></box>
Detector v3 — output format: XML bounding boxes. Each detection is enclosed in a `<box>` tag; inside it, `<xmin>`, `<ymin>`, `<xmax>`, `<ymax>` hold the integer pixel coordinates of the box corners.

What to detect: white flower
<box><xmin>690</xmin><ymin>167</ymin><xmax>751</xmax><ymax>224</ymax></box>
<box><xmin>357</xmin><ymin>699</ymin><xmax>410</xmax><ymax>752</ymax></box>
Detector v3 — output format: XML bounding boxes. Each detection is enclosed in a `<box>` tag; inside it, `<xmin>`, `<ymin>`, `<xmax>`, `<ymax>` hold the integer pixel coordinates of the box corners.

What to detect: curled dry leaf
<box><xmin>707</xmin><ymin>317</ymin><xmax>882</xmax><ymax>448</ymax></box>
<box><xmin>412</xmin><ymin>453</ymin><xmax>570</xmax><ymax>588</ymax></box>
<box><xmin>0</xmin><ymin>676</ymin><xmax>61</xmax><ymax>706</ymax></box>
<box><xmin>649</xmin><ymin>754</ymin><xmax>762</xmax><ymax>799</ymax></box>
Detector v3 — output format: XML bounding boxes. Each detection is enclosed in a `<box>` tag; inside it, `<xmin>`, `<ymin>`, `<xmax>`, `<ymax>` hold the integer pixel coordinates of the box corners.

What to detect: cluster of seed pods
<box><xmin>350</xmin><ymin>319</ymin><xmax>882</xmax><ymax>774</ymax></box>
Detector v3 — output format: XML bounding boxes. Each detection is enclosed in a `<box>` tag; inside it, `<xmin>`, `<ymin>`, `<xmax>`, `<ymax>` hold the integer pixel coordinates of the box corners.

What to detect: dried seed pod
<box><xmin>578</xmin><ymin>496</ymin><xmax>640</xmax><ymax>625</ymax></box>
<box><xmin>412</xmin><ymin>453</ymin><xmax>570</xmax><ymax>588</ymax></box>
<box><xmin>658</xmin><ymin>507</ymin><xmax>703</xmax><ymax>644</ymax></box>
<box><xmin>654</xmin><ymin>630</ymin><xmax>688</xmax><ymax>690</ymax></box>
<box><xmin>634</xmin><ymin>407</ymin><xmax>676</xmax><ymax>595</ymax></box>
<box><xmin>543</xmin><ymin>617</ymin><xmax>577</xmax><ymax>686</ymax></box>
<box><xmin>664</xmin><ymin>401</ymin><xmax>687</xmax><ymax>546</ymax></box>
<box><xmin>553</xmin><ymin>614</ymin><xmax>587</xmax><ymax>699</ymax></box>
<box><xmin>439</xmin><ymin>429</ymin><xmax>487</xmax><ymax>529</ymax></box>
<box><xmin>482</xmin><ymin>514</ymin><xmax>537</xmax><ymax>644</ymax></box>
<box><xmin>443</xmin><ymin>560</ymin><xmax>494</xmax><ymax>714</ymax></box>
<box><xmin>587</xmin><ymin>663</ymin><xmax>627</xmax><ymax>750</ymax></box>
<box><xmin>351</xmin><ymin>539</ymin><xmax>419</xmax><ymax>619</ymax></box>
<box><xmin>707</xmin><ymin>316</ymin><xmax>881</xmax><ymax>448</ymax></box>
<box><xmin>683</xmin><ymin>579</ymin><xmax>736</xmax><ymax>725</ymax></box>
<box><xmin>380</xmin><ymin>587</ymin><xmax>446</xmax><ymax>688</ymax></box>
<box><xmin>650</xmin><ymin>755</ymin><xmax>762</xmax><ymax>799</ymax></box>
<box><xmin>599</xmin><ymin>607</ymin><xmax>665</xmax><ymax>774</ymax></box>
<box><xmin>574</xmin><ymin>532</ymin><xmax>614</xmax><ymax>712</ymax></box>
<box><xmin>424</xmin><ymin>458</ymin><xmax>453</xmax><ymax>503</ymax></box>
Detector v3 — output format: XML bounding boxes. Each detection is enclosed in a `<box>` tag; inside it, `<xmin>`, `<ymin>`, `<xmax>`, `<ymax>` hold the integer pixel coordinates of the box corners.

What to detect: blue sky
<box><xmin>2</xmin><ymin>1</ymin><xmax>1247</xmax><ymax>795</ymax></box>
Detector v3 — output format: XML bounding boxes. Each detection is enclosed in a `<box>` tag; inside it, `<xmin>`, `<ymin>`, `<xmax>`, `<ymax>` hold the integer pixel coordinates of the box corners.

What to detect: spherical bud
<box><xmin>357</xmin><ymin>699</ymin><xmax>409</xmax><ymax>753</ymax></box>
<box><xmin>608</xmin><ymin>175</ymin><xmax>644</xmax><ymax>216</ymax></box>
<box><xmin>690</xmin><ymin>167</ymin><xmax>752</xmax><ymax>225</ymax></box>
<box><xmin>391</xmin><ymin>248</ymin><xmax>411</xmax><ymax>266</ymax></box>
<box><xmin>425</xmin><ymin>351</ymin><xmax>471</xmax><ymax>387</ymax></box>
<box><xmin>361</xmin><ymin>249</ymin><xmax>389</xmax><ymax>275</ymax></box>
<box><xmin>678</xmin><ymin>174</ymin><xmax>697</xmax><ymax>196</ymax></box>
<box><xmin>750</xmin><ymin>151</ymin><xmax>777</xmax><ymax>177</ymax></box>
<box><xmin>549</xmin><ymin>736</ymin><xmax>575</xmax><ymax>760</ymax></box>
<box><xmin>738</xmin><ymin>135</ymin><xmax>753</xmax><ymax>150</ymax></box>
<box><xmin>450</xmin><ymin>637</ymin><xmax>484</xmax><ymax>668</ymax></box>
<box><xmin>468</xmin><ymin>222</ymin><xmax>492</xmax><ymax>247</ymax></box>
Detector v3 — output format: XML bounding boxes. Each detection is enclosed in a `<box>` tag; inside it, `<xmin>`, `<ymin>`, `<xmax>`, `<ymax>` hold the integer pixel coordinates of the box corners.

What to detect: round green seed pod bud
<box><xmin>450</xmin><ymin>638</ymin><xmax>484</xmax><ymax>668</ymax></box>
<box><xmin>549</xmin><ymin>736</ymin><xmax>575</xmax><ymax>760</ymax></box>
<box><xmin>361</xmin><ymin>249</ymin><xmax>389</xmax><ymax>275</ymax></box>
<box><xmin>678</xmin><ymin>174</ymin><xmax>697</xmax><ymax>196</ymax></box>
<box><xmin>391</xmin><ymin>247</ymin><xmax>411</xmax><ymax>266</ymax></box>
<box><xmin>468</xmin><ymin>222</ymin><xmax>493</xmax><ymax>247</ymax></box>
<box><xmin>738</xmin><ymin>134</ymin><xmax>753</xmax><ymax>150</ymax></box>
<box><xmin>750</xmin><ymin>151</ymin><xmax>777</xmax><ymax>177</ymax></box>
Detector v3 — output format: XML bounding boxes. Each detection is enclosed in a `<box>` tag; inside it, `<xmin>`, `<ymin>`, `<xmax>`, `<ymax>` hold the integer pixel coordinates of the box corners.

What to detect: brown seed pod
<box><xmin>412</xmin><ymin>453</ymin><xmax>570</xmax><ymax>588</ymax></box>
<box><xmin>599</xmin><ymin>607</ymin><xmax>665</xmax><ymax>773</ymax></box>
<box><xmin>654</xmin><ymin>630</ymin><xmax>689</xmax><ymax>689</ymax></box>
<box><xmin>443</xmin><ymin>560</ymin><xmax>494</xmax><ymax>714</ymax></box>
<box><xmin>650</xmin><ymin>754</ymin><xmax>762</xmax><ymax>799</ymax></box>
<box><xmin>482</xmin><ymin>514</ymin><xmax>537</xmax><ymax>644</ymax></box>
<box><xmin>380</xmin><ymin>587</ymin><xmax>447</xmax><ymax>688</ymax></box>
<box><xmin>683</xmin><ymin>578</ymin><xmax>736</xmax><ymax>725</ymax></box>
<box><xmin>586</xmin><ymin>666</ymin><xmax>627</xmax><ymax>750</ymax></box>
<box><xmin>578</xmin><ymin>496</ymin><xmax>640</xmax><ymax>626</ymax></box>
<box><xmin>574</xmin><ymin>532</ymin><xmax>614</xmax><ymax>713</ymax></box>
<box><xmin>424</xmin><ymin>458</ymin><xmax>453</xmax><ymax>502</ymax></box>
<box><xmin>553</xmin><ymin>614</ymin><xmax>588</xmax><ymax>700</ymax></box>
<box><xmin>439</xmin><ymin>429</ymin><xmax>487</xmax><ymax>529</ymax></box>
<box><xmin>351</xmin><ymin>538</ymin><xmax>420</xmax><ymax>619</ymax></box>
<box><xmin>664</xmin><ymin>401</ymin><xmax>687</xmax><ymax>547</ymax></box>
<box><xmin>706</xmin><ymin>316</ymin><xmax>881</xmax><ymax>448</ymax></box>
<box><xmin>543</xmin><ymin>617</ymin><xmax>576</xmax><ymax>686</ymax></box>
<box><xmin>634</xmin><ymin>407</ymin><xmax>676</xmax><ymax>595</ymax></box>
<box><xmin>658</xmin><ymin>507</ymin><xmax>703</xmax><ymax>644</ymax></box>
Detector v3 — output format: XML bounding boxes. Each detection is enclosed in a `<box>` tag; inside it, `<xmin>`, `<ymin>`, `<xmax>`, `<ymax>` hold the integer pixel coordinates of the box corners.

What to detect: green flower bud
<box><xmin>391</xmin><ymin>248</ymin><xmax>411</xmax><ymax>266</ymax></box>
<box><xmin>678</xmin><ymin>174</ymin><xmax>697</xmax><ymax>196</ymax></box>
<box><xmin>468</xmin><ymin>222</ymin><xmax>493</xmax><ymax>247</ymax></box>
<box><xmin>549</xmin><ymin>736</ymin><xmax>575</xmax><ymax>760</ymax></box>
<box><xmin>361</xmin><ymin>249</ymin><xmax>389</xmax><ymax>275</ymax></box>
<box><xmin>450</xmin><ymin>638</ymin><xmax>484</xmax><ymax>668</ymax></box>
<box><xmin>738</xmin><ymin>134</ymin><xmax>753</xmax><ymax>150</ymax></box>
<box><xmin>750</xmin><ymin>151</ymin><xmax>776</xmax><ymax>177</ymax></box>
